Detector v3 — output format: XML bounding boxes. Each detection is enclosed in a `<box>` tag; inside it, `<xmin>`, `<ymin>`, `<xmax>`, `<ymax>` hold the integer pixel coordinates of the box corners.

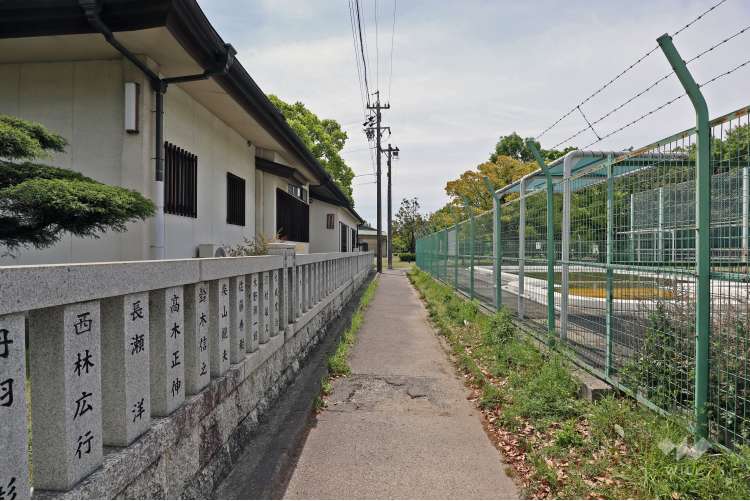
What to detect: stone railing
<box><xmin>0</xmin><ymin>245</ymin><xmax>373</xmax><ymax>498</ymax></box>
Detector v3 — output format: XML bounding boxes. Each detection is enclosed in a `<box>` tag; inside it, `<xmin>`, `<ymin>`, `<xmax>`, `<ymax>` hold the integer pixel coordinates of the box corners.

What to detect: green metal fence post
<box><xmin>432</xmin><ymin>233</ymin><xmax>436</xmax><ymax>277</ymax></box>
<box><xmin>605</xmin><ymin>154</ymin><xmax>614</xmax><ymax>378</ymax></box>
<box><xmin>658</xmin><ymin>33</ymin><xmax>711</xmax><ymax>441</ymax></box>
<box><xmin>445</xmin><ymin>228</ymin><xmax>451</xmax><ymax>284</ymax></box>
<box><xmin>527</xmin><ymin>141</ymin><xmax>556</xmax><ymax>337</ymax></box>
<box><xmin>442</xmin><ymin>229</ymin><xmax>448</xmax><ymax>282</ymax></box>
<box><xmin>462</xmin><ymin>197</ymin><xmax>475</xmax><ymax>300</ymax></box>
<box><xmin>484</xmin><ymin>177</ymin><xmax>502</xmax><ymax>310</ymax></box>
<box><xmin>449</xmin><ymin>208</ymin><xmax>460</xmax><ymax>289</ymax></box>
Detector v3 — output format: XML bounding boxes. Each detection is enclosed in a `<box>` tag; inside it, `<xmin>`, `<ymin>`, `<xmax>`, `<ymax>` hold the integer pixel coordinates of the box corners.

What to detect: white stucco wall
<box><xmin>162</xmin><ymin>85</ymin><xmax>256</xmax><ymax>259</ymax></box>
<box><xmin>309</xmin><ymin>198</ymin><xmax>359</xmax><ymax>253</ymax></box>
<box><xmin>0</xmin><ymin>57</ymin><xmax>353</xmax><ymax>265</ymax></box>
<box><xmin>0</xmin><ymin>58</ymin><xmax>258</xmax><ymax>264</ymax></box>
<box><xmin>0</xmin><ymin>59</ymin><xmax>134</xmax><ymax>265</ymax></box>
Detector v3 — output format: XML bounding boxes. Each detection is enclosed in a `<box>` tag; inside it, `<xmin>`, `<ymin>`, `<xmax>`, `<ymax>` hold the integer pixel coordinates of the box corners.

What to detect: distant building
<box><xmin>0</xmin><ymin>0</ymin><xmax>363</xmax><ymax>265</ymax></box>
<box><xmin>357</xmin><ymin>225</ymin><xmax>387</xmax><ymax>256</ymax></box>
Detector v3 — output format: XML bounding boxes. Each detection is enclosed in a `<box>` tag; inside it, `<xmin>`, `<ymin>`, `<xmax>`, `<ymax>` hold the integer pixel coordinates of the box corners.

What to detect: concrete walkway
<box><xmin>284</xmin><ymin>270</ymin><xmax>518</xmax><ymax>499</ymax></box>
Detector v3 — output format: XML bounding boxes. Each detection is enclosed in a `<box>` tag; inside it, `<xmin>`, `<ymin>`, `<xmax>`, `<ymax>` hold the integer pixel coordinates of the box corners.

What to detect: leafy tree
<box><xmin>426</xmin><ymin>203</ymin><xmax>461</xmax><ymax>233</ymax></box>
<box><xmin>0</xmin><ymin>115</ymin><xmax>154</xmax><ymax>251</ymax></box>
<box><xmin>393</xmin><ymin>197</ymin><xmax>428</xmax><ymax>253</ymax></box>
<box><xmin>490</xmin><ymin>132</ymin><xmax>532</xmax><ymax>162</ymax></box>
<box><xmin>268</xmin><ymin>95</ymin><xmax>355</xmax><ymax>201</ymax></box>
<box><xmin>490</xmin><ymin>132</ymin><xmax>576</xmax><ymax>163</ymax></box>
<box><xmin>445</xmin><ymin>155</ymin><xmax>537</xmax><ymax>211</ymax></box>
<box><xmin>720</xmin><ymin>123</ymin><xmax>750</xmax><ymax>164</ymax></box>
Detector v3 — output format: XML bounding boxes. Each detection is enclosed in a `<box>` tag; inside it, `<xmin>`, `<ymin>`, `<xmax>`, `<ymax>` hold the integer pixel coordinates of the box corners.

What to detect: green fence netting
<box><xmin>416</xmin><ymin>105</ymin><xmax>750</xmax><ymax>450</ymax></box>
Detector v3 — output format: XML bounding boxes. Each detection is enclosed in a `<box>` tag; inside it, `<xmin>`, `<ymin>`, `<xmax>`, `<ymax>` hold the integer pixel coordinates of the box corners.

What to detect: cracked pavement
<box><xmin>283</xmin><ymin>270</ymin><xmax>518</xmax><ymax>499</ymax></box>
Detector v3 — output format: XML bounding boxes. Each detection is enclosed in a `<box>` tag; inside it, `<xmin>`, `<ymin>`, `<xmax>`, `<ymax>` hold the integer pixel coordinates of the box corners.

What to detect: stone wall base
<box><xmin>35</xmin><ymin>268</ymin><xmax>373</xmax><ymax>499</ymax></box>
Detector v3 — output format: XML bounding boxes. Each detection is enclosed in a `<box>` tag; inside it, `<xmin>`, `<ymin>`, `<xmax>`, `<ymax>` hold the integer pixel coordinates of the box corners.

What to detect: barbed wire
<box><xmin>535</xmin><ymin>0</ymin><xmax>729</xmax><ymax>141</ymax></box>
<box><xmin>700</xmin><ymin>55</ymin><xmax>750</xmax><ymax>88</ymax></box>
<box><xmin>581</xmin><ymin>53</ymin><xmax>750</xmax><ymax>149</ymax></box>
<box><xmin>582</xmin><ymin>95</ymin><xmax>685</xmax><ymax>149</ymax></box>
<box><xmin>552</xmin><ymin>22</ymin><xmax>750</xmax><ymax>149</ymax></box>
<box><xmin>672</xmin><ymin>0</ymin><xmax>728</xmax><ymax>37</ymax></box>
<box><xmin>535</xmin><ymin>46</ymin><xmax>660</xmax><ymax>141</ymax></box>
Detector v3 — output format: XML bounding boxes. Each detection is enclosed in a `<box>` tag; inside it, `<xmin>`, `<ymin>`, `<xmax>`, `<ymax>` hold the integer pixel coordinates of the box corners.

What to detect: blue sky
<box><xmin>198</xmin><ymin>0</ymin><xmax>750</xmax><ymax>225</ymax></box>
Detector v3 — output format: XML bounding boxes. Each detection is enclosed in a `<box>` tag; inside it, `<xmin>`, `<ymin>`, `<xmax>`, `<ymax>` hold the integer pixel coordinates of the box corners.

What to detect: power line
<box><xmin>348</xmin><ymin>0</ymin><xmax>368</xmax><ymax>115</ymax></box>
<box><xmin>536</xmin><ymin>0</ymin><xmax>730</xmax><ymax>141</ymax></box>
<box><xmin>342</xmin><ymin>146</ymin><xmax>375</xmax><ymax>153</ymax></box>
<box><xmin>359</xmin><ymin>0</ymin><xmax>374</xmax><ymax>102</ymax></box>
<box><xmin>375</xmin><ymin>0</ymin><xmax>379</xmax><ymax>94</ymax></box>
<box><xmin>553</xmin><ymin>21</ymin><xmax>750</xmax><ymax>149</ymax></box>
<box><xmin>388</xmin><ymin>0</ymin><xmax>397</xmax><ymax>102</ymax></box>
<box><xmin>354</xmin><ymin>0</ymin><xmax>371</xmax><ymax>104</ymax></box>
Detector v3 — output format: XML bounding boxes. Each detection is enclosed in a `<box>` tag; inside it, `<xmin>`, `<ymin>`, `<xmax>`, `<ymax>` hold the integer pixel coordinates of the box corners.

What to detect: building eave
<box><xmin>310</xmin><ymin>189</ymin><xmax>365</xmax><ymax>225</ymax></box>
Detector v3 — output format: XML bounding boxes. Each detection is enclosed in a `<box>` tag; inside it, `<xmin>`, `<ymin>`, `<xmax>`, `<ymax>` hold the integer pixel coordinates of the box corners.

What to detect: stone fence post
<box><xmin>0</xmin><ymin>250</ymin><xmax>371</xmax><ymax>497</ymax></box>
<box><xmin>267</xmin><ymin>243</ymin><xmax>296</xmax><ymax>337</ymax></box>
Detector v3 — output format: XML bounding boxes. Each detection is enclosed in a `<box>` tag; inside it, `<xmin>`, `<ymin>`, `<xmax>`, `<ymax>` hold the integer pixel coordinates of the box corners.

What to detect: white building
<box><xmin>0</xmin><ymin>0</ymin><xmax>363</xmax><ymax>265</ymax></box>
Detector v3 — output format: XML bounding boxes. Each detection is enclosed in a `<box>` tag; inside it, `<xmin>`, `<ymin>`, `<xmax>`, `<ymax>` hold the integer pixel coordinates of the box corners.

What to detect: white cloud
<box><xmin>199</xmin><ymin>0</ymin><xmax>750</xmax><ymax>221</ymax></box>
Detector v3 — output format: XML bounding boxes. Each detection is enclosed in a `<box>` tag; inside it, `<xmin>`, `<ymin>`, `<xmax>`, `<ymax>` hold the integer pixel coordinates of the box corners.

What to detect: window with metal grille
<box><xmin>326</xmin><ymin>213</ymin><xmax>335</xmax><ymax>230</ymax></box>
<box><xmin>226</xmin><ymin>173</ymin><xmax>245</xmax><ymax>226</ymax></box>
<box><xmin>165</xmin><ymin>142</ymin><xmax>197</xmax><ymax>218</ymax></box>
<box><xmin>276</xmin><ymin>188</ymin><xmax>309</xmax><ymax>242</ymax></box>
<box><xmin>351</xmin><ymin>228</ymin><xmax>357</xmax><ymax>251</ymax></box>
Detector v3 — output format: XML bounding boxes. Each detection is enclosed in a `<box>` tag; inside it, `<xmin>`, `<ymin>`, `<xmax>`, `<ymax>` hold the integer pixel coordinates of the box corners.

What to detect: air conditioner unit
<box><xmin>197</xmin><ymin>244</ymin><xmax>227</xmax><ymax>258</ymax></box>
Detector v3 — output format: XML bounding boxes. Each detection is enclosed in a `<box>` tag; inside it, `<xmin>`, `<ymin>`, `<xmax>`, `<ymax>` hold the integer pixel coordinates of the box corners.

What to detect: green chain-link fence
<box><xmin>416</xmin><ymin>102</ymin><xmax>750</xmax><ymax>450</ymax></box>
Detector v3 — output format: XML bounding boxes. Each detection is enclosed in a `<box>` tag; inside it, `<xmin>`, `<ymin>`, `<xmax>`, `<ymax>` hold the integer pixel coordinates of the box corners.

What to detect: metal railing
<box><xmin>417</xmin><ymin>38</ymin><xmax>750</xmax><ymax>451</ymax></box>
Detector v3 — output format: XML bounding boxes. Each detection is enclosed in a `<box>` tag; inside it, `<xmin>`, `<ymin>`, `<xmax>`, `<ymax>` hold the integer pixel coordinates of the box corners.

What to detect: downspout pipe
<box><xmin>79</xmin><ymin>0</ymin><xmax>236</xmax><ymax>260</ymax></box>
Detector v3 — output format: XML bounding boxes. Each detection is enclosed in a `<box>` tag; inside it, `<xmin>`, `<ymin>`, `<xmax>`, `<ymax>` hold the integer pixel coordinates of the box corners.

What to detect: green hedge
<box><xmin>398</xmin><ymin>252</ymin><xmax>415</xmax><ymax>262</ymax></box>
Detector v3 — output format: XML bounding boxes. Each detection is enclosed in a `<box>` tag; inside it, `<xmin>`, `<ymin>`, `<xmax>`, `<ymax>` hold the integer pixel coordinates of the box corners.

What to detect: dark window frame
<box><xmin>340</xmin><ymin>222</ymin><xmax>348</xmax><ymax>252</ymax></box>
<box><xmin>226</xmin><ymin>172</ymin><xmax>246</xmax><ymax>226</ymax></box>
<box><xmin>276</xmin><ymin>188</ymin><xmax>309</xmax><ymax>242</ymax></box>
<box><xmin>326</xmin><ymin>213</ymin><xmax>335</xmax><ymax>230</ymax></box>
<box><xmin>287</xmin><ymin>182</ymin><xmax>308</xmax><ymax>203</ymax></box>
<box><xmin>164</xmin><ymin>142</ymin><xmax>198</xmax><ymax>218</ymax></box>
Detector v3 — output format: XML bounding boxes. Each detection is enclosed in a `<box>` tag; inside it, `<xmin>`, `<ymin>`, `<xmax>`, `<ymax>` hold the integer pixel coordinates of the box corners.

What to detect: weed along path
<box><xmin>283</xmin><ymin>269</ymin><xmax>518</xmax><ymax>499</ymax></box>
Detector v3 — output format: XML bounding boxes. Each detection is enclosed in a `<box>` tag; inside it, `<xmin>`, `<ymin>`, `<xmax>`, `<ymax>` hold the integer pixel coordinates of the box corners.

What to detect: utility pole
<box><xmin>366</xmin><ymin>91</ymin><xmax>390</xmax><ymax>273</ymax></box>
<box><xmin>384</xmin><ymin>144</ymin><xmax>400</xmax><ymax>269</ymax></box>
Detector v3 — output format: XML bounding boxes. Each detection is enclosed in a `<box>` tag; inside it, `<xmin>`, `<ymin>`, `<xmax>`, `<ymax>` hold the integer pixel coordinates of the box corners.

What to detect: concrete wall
<box><xmin>30</xmin><ymin>260</ymin><xmax>373</xmax><ymax>499</ymax></box>
<box><xmin>309</xmin><ymin>198</ymin><xmax>359</xmax><ymax>253</ymax></box>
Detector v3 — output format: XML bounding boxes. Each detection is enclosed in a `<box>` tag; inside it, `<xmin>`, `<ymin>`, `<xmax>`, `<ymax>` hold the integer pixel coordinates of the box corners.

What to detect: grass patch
<box><xmin>378</xmin><ymin>255</ymin><xmax>414</xmax><ymax>270</ymax></box>
<box><xmin>315</xmin><ymin>276</ymin><xmax>379</xmax><ymax>412</ymax></box>
<box><xmin>326</xmin><ymin>276</ymin><xmax>378</xmax><ymax>377</ymax></box>
<box><xmin>408</xmin><ymin>267</ymin><xmax>750</xmax><ymax>499</ymax></box>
